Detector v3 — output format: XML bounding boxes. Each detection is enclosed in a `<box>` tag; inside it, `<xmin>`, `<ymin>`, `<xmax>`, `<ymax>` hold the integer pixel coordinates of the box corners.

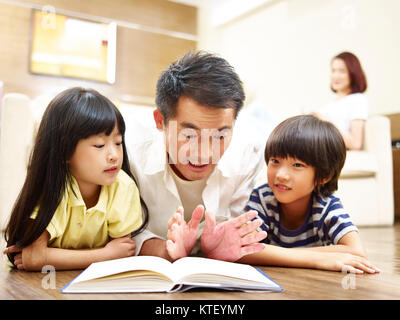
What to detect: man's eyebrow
<box><xmin>180</xmin><ymin>121</ymin><xmax>232</xmax><ymax>131</ymax></box>
<box><xmin>180</xmin><ymin>122</ymin><xmax>199</xmax><ymax>130</ymax></box>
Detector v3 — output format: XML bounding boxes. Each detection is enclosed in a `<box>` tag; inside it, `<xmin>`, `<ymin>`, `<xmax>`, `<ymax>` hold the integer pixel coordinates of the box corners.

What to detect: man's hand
<box><xmin>201</xmin><ymin>210</ymin><xmax>267</xmax><ymax>262</ymax></box>
<box><xmin>166</xmin><ymin>205</ymin><xmax>204</xmax><ymax>261</ymax></box>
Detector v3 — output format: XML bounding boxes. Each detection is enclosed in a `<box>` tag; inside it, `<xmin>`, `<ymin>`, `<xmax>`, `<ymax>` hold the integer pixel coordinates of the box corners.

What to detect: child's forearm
<box><xmin>237</xmin><ymin>243</ymin><xmax>378</xmax><ymax>274</ymax></box>
<box><xmin>293</xmin><ymin>244</ymin><xmax>366</xmax><ymax>257</ymax></box>
<box><xmin>20</xmin><ymin>231</ymin><xmax>136</xmax><ymax>271</ymax></box>
<box><xmin>41</xmin><ymin>247</ymin><xmax>112</xmax><ymax>271</ymax></box>
<box><xmin>238</xmin><ymin>244</ymin><xmax>319</xmax><ymax>269</ymax></box>
<box><xmin>22</xmin><ymin>245</ymin><xmax>112</xmax><ymax>271</ymax></box>
<box><xmin>296</xmin><ymin>232</ymin><xmax>367</xmax><ymax>258</ymax></box>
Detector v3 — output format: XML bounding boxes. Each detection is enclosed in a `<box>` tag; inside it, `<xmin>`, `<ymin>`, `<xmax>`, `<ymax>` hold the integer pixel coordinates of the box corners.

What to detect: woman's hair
<box><xmin>4</xmin><ymin>87</ymin><xmax>148</xmax><ymax>263</ymax></box>
<box><xmin>331</xmin><ymin>51</ymin><xmax>367</xmax><ymax>93</ymax></box>
<box><xmin>156</xmin><ymin>50</ymin><xmax>245</xmax><ymax>123</ymax></box>
<box><xmin>264</xmin><ymin>115</ymin><xmax>346</xmax><ymax>197</ymax></box>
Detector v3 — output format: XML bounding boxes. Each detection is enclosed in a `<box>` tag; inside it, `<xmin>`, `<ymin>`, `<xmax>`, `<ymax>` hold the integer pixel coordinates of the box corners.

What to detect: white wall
<box><xmin>198</xmin><ymin>0</ymin><xmax>400</xmax><ymax>122</ymax></box>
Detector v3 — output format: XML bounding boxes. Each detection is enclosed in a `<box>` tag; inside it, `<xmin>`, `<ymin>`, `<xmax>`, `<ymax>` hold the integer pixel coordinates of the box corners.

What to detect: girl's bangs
<box><xmin>76</xmin><ymin>94</ymin><xmax>125</xmax><ymax>138</ymax></box>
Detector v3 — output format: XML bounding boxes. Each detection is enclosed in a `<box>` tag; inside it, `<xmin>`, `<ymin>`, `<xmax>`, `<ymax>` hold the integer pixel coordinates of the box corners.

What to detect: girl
<box><xmin>312</xmin><ymin>51</ymin><xmax>368</xmax><ymax>150</ymax></box>
<box><xmin>3</xmin><ymin>87</ymin><xmax>148</xmax><ymax>271</ymax></box>
<box><xmin>241</xmin><ymin>115</ymin><xmax>380</xmax><ymax>274</ymax></box>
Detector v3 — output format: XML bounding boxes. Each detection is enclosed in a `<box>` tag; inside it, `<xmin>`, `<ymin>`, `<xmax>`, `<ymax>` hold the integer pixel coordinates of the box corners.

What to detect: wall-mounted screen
<box><xmin>29</xmin><ymin>9</ymin><xmax>116</xmax><ymax>84</ymax></box>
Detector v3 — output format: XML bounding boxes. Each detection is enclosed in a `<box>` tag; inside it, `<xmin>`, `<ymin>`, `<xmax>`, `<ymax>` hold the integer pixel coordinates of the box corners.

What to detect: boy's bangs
<box><xmin>265</xmin><ymin>121</ymin><xmax>317</xmax><ymax>166</ymax></box>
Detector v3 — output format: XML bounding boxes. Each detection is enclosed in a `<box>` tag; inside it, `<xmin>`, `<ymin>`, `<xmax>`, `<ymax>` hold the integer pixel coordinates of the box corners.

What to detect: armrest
<box><xmin>364</xmin><ymin>115</ymin><xmax>392</xmax><ymax>168</ymax></box>
<box><xmin>364</xmin><ymin>115</ymin><xmax>394</xmax><ymax>224</ymax></box>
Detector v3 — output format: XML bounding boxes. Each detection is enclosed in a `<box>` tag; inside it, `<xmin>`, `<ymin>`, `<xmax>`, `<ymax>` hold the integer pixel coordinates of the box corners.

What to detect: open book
<box><xmin>61</xmin><ymin>256</ymin><xmax>283</xmax><ymax>293</ymax></box>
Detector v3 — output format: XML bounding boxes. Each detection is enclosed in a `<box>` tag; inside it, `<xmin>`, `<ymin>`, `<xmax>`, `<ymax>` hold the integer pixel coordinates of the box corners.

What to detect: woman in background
<box><xmin>313</xmin><ymin>52</ymin><xmax>368</xmax><ymax>150</ymax></box>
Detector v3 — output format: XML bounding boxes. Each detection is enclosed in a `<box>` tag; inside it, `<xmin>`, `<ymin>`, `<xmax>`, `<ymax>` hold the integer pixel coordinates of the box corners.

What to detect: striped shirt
<box><xmin>247</xmin><ymin>183</ymin><xmax>358</xmax><ymax>247</ymax></box>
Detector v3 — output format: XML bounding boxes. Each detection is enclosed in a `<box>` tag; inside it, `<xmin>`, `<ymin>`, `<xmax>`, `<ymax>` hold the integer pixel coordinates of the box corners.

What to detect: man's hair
<box><xmin>265</xmin><ymin>115</ymin><xmax>346</xmax><ymax>197</ymax></box>
<box><xmin>155</xmin><ymin>50</ymin><xmax>245</xmax><ymax>123</ymax></box>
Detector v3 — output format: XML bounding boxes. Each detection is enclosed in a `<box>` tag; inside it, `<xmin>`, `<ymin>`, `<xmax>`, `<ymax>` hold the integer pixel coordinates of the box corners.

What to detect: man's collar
<box><xmin>143</xmin><ymin>131</ymin><xmax>167</xmax><ymax>175</ymax></box>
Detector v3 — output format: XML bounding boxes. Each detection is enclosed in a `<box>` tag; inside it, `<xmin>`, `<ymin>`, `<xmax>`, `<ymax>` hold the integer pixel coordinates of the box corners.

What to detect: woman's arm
<box><xmin>4</xmin><ymin>231</ymin><xmax>136</xmax><ymax>271</ymax></box>
<box><xmin>309</xmin><ymin>113</ymin><xmax>365</xmax><ymax>150</ymax></box>
<box><xmin>340</xmin><ymin>119</ymin><xmax>365</xmax><ymax>150</ymax></box>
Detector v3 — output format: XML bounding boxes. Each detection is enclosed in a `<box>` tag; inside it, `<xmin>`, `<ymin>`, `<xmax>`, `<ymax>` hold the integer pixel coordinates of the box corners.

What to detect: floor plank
<box><xmin>1</xmin><ymin>224</ymin><xmax>399</xmax><ymax>299</ymax></box>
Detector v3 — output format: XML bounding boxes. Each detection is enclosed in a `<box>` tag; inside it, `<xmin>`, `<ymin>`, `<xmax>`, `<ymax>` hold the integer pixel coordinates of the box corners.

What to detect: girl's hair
<box><xmin>4</xmin><ymin>87</ymin><xmax>148</xmax><ymax>263</ymax></box>
<box><xmin>264</xmin><ymin>115</ymin><xmax>346</xmax><ymax>197</ymax></box>
<box><xmin>331</xmin><ymin>51</ymin><xmax>367</xmax><ymax>93</ymax></box>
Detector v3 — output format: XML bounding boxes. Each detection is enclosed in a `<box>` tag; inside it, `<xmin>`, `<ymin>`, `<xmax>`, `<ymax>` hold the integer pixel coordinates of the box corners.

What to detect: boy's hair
<box><xmin>331</xmin><ymin>51</ymin><xmax>367</xmax><ymax>94</ymax></box>
<box><xmin>155</xmin><ymin>50</ymin><xmax>245</xmax><ymax>123</ymax></box>
<box><xmin>265</xmin><ymin>115</ymin><xmax>346</xmax><ymax>197</ymax></box>
<box><xmin>4</xmin><ymin>87</ymin><xmax>148</xmax><ymax>263</ymax></box>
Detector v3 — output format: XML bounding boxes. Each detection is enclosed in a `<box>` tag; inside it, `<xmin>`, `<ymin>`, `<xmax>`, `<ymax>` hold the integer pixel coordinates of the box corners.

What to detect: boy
<box><xmin>241</xmin><ymin>115</ymin><xmax>380</xmax><ymax>274</ymax></box>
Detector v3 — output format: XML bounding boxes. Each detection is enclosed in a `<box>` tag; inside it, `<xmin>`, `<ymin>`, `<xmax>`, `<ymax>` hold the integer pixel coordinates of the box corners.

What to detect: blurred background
<box><xmin>0</xmin><ymin>0</ymin><xmax>399</xmax><ymax>222</ymax></box>
<box><xmin>0</xmin><ymin>0</ymin><xmax>399</xmax><ymax>117</ymax></box>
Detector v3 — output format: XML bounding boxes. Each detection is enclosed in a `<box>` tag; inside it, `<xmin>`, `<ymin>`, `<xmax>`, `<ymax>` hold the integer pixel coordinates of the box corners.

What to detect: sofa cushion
<box><xmin>340</xmin><ymin>150</ymin><xmax>377</xmax><ymax>178</ymax></box>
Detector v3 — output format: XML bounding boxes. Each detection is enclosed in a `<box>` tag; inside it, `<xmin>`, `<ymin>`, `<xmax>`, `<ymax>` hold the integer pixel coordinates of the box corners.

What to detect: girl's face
<box><xmin>68</xmin><ymin>124</ymin><xmax>123</xmax><ymax>193</ymax></box>
<box><xmin>330</xmin><ymin>58</ymin><xmax>351</xmax><ymax>95</ymax></box>
<box><xmin>267</xmin><ymin>156</ymin><xmax>316</xmax><ymax>211</ymax></box>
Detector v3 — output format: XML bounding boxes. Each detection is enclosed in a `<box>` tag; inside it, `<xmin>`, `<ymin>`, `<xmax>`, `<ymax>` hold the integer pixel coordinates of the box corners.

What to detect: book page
<box><xmin>171</xmin><ymin>257</ymin><xmax>279</xmax><ymax>287</ymax></box>
<box><xmin>72</xmin><ymin>256</ymin><xmax>174</xmax><ymax>283</ymax></box>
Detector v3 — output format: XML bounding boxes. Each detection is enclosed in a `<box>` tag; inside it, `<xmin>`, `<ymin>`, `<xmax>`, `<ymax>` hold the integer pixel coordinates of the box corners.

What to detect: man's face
<box><xmin>154</xmin><ymin>96</ymin><xmax>235</xmax><ymax>181</ymax></box>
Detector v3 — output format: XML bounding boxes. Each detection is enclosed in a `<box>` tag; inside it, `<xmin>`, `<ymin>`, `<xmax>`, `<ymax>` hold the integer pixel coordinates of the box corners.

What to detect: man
<box><xmin>127</xmin><ymin>51</ymin><xmax>266</xmax><ymax>261</ymax></box>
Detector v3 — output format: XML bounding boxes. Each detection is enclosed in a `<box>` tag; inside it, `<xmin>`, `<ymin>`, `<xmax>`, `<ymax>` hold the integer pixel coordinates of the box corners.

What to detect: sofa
<box><xmin>336</xmin><ymin>116</ymin><xmax>394</xmax><ymax>226</ymax></box>
<box><xmin>0</xmin><ymin>93</ymin><xmax>394</xmax><ymax>229</ymax></box>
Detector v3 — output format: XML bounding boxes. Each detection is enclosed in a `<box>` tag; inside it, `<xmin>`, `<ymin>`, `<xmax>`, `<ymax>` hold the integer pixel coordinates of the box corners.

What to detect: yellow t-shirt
<box><xmin>30</xmin><ymin>170</ymin><xmax>142</xmax><ymax>249</ymax></box>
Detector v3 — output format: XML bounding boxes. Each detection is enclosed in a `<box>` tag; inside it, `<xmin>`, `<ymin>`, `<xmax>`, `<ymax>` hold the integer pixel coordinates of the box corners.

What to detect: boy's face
<box><xmin>68</xmin><ymin>124</ymin><xmax>123</xmax><ymax>196</ymax></box>
<box><xmin>154</xmin><ymin>96</ymin><xmax>235</xmax><ymax>181</ymax></box>
<box><xmin>267</xmin><ymin>156</ymin><xmax>316</xmax><ymax>211</ymax></box>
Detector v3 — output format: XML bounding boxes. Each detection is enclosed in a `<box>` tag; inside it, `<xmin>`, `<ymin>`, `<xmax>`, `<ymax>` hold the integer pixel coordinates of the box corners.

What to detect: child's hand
<box><xmin>166</xmin><ymin>205</ymin><xmax>204</xmax><ymax>261</ymax></box>
<box><xmin>3</xmin><ymin>245</ymin><xmax>24</xmax><ymax>270</ymax></box>
<box><xmin>105</xmin><ymin>236</ymin><xmax>136</xmax><ymax>259</ymax></box>
<box><xmin>3</xmin><ymin>245</ymin><xmax>21</xmax><ymax>255</ymax></box>
<box><xmin>315</xmin><ymin>252</ymin><xmax>381</xmax><ymax>274</ymax></box>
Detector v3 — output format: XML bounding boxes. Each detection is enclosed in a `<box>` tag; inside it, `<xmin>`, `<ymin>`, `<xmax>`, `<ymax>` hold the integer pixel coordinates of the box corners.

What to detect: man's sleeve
<box><xmin>229</xmin><ymin>142</ymin><xmax>265</xmax><ymax>218</ymax></box>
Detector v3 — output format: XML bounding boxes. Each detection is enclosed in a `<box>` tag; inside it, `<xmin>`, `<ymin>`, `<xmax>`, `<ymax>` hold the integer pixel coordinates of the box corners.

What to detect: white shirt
<box><xmin>168</xmin><ymin>165</ymin><xmax>207</xmax><ymax>222</ymax></box>
<box><xmin>125</xmin><ymin>117</ymin><xmax>265</xmax><ymax>254</ymax></box>
<box><xmin>320</xmin><ymin>93</ymin><xmax>368</xmax><ymax>133</ymax></box>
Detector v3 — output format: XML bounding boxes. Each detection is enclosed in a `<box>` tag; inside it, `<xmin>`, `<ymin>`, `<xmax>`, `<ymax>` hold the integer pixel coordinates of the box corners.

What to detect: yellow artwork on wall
<box><xmin>30</xmin><ymin>9</ymin><xmax>116</xmax><ymax>84</ymax></box>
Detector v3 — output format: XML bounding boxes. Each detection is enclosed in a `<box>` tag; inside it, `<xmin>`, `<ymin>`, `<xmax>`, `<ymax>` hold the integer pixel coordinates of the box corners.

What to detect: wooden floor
<box><xmin>1</xmin><ymin>224</ymin><xmax>400</xmax><ymax>300</ymax></box>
